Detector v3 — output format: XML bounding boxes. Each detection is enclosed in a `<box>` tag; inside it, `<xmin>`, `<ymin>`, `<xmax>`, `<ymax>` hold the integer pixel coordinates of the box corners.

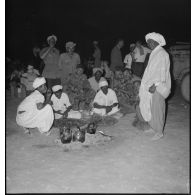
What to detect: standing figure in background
<box><xmin>32</xmin><ymin>46</ymin><xmax>43</xmax><ymax>74</ymax></box>
<box><xmin>58</xmin><ymin>41</ymin><xmax>81</xmax><ymax>86</ymax></box>
<box><xmin>110</xmin><ymin>38</ymin><xmax>124</xmax><ymax>72</ymax></box>
<box><xmin>139</xmin><ymin>32</ymin><xmax>171</xmax><ymax>140</ymax></box>
<box><xmin>39</xmin><ymin>34</ymin><xmax>61</xmax><ymax>90</ymax></box>
<box><xmin>92</xmin><ymin>41</ymin><xmax>101</xmax><ymax>68</ymax></box>
<box><xmin>124</xmin><ymin>43</ymin><xmax>136</xmax><ymax>70</ymax></box>
<box><xmin>131</xmin><ymin>40</ymin><xmax>151</xmax><ymax>77</ymax></box>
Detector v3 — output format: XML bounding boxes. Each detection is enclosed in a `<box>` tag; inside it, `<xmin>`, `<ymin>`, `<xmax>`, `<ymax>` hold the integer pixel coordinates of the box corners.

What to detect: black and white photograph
<box><xmin>5</xmin><ymin>0</ymin><xmax>191</xmax><ymax>193</ymax></box>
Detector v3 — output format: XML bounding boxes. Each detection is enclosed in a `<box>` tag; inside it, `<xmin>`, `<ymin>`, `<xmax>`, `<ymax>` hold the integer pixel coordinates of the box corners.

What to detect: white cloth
<box><xmin>99</xmin><ymin>79</ymin><xmax>108</xmax><ymax>88</ymax></box>
<box><xmin>32</xmin><ymin>77</ymin><xmax>46</xmax><ymax>89</ymax></box>
<box><xmin>139</xmin><ymin>45</ymin><xmax>171</xmax><ymax>121</ymax></box>
<box><xmin>92</xmin><ymin>88</ymin><xmax>119</xmax><ymax>116</ymax></box>
<box><xmin>93</xmin><ymin>67</ymin><xmax>103</xmax><ymax>74</ymax></box>
<box><xmin>16</xmin><ymin>90</ymin><xmax>54</xmax><ymax>133</ymax></box>
<box><xmin>52</xmin><ymin>85</ymin><xmax>63</xmax><ymax>92</ymax></box>
<box><xmin>88</xmin><ymin>76</ymin><xmax>104</xmax><ymax>92</ymax></box>
<box><xmin>133</xmin><ymin>46</ymin><xmax>151</xmax><ymax>63</ymax></box>
<box><xmin>124</xmin><ymin>53</ymin><xmax>133</xmax><ymax>69</ymax></box>
<box><xmin>51</xmin><ymin>92</ymin><xmax>81</xmax><ymax>119</ymax></box>
<box><xmin>145</xmin><ymin>32</ymin><xmax>166</xmax><ymax>46</ymax></box>
<box><xmin>47</xmin><ymin>35</ymin><xmax>57</xmax><ymax>43</ymax></box>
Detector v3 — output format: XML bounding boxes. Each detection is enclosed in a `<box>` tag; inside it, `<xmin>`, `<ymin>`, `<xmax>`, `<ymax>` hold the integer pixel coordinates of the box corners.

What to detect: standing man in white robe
<box><xmin>139</xmin><ymin>32</ymin><xmax>171</xmax><ymax>140</ymax></box>
<box><xmin>92</xmin><ymin>79</ymin><xmax>119</xmax><ymax>116</ymax></box>
<box><xmin>16</xmin><ymin>77</ymin><xmax>54</xmax><ymax>135</ymax></box>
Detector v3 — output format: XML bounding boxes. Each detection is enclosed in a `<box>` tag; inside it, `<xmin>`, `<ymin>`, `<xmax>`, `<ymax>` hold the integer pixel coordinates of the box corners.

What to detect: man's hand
<box><xmin>149</xmin><ymin>84</ymin><xmax>156</xmax><ymax>94</ymax></box>
<box><xmin>63</xmin><ymin>111</ymin><xmax>69</xmax><ymax>118</ymax></box>
<box><xmin>106</xmin><ymin>106</ymin><xmax>112</xmax><ymax>114</ymax></box>
<box><xmin>37</xmin><ymin>102</ymin><xmax>44</xmax><ymax>110</ymax></box>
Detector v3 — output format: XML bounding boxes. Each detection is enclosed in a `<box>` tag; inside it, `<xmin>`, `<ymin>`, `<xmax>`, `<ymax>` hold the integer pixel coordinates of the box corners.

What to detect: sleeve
<box><xmin>63</xmin><ymin>93</ymin><xmax>71</xmax><ymax>107</ymax></box>
<box><xmin>124</xmin><ymin>55</ymin><xmax>128</xmax><ymax>63</ymax></box>
<box><xmin>110</xmin><ymin>89</ymin><xmax>118</xmax><ymax>104</ymax></box>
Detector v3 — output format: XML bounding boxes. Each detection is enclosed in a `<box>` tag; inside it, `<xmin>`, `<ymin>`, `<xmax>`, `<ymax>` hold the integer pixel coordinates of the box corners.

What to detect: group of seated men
<box><xmin>15</xmin><ymin>63</ymin><xmax>141</xmax><ymax>135</ymax></box>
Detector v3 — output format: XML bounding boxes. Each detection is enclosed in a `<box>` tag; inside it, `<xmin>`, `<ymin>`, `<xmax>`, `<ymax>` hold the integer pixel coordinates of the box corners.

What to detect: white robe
<box><xmin>16</xmin><ymin>90</ymin><xmax>54</xmax><ymax>133</ymax></box>
<box><xmin>92</xmin><ymin>88</ymin><xmax>119</xmax><ymax>116</ymax></box>
<box><xmin>51</xmin><ymin>92</ymin><xmax>81</xmax><ymax>119</ymax></box>
<box><xmin>139</xmin><ymin>45</ymin><xmax>171</xmax><ymax>121</ymax></box>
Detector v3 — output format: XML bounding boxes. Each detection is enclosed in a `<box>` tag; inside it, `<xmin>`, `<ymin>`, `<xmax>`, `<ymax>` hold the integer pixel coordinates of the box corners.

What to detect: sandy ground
<box><xmin>6</xmin><ymin>88</ymin><xmax>190</xmax><ymax>193</ymax></box>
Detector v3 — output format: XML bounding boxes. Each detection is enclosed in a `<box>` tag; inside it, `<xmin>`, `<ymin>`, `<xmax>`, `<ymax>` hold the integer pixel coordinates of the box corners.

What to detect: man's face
<box><xmin>39</xmin><ymin>83</ymin><xmax>47</xmax><ymax>94</ymax></box>
<box><xmin>119</xmin><ymin>40</ymin><xmax>124</xmax><ymax>48</ymax></box>
<box><xmin>124</xmin><ymin>70</ymin><xmax>132</xmax><ymax>80</ymax></box>
<box><xmin>94</xmin><ymin>71</ymin><xmax>102</xmax><ymax>81</ymax></box>
<box><xmin>66</xmin><ymin>47</ymin><xmax>74</xmax><ymax>54</ymax></box>
<box><xmin>101</xmin><ymin>85</ymin><xmax>108</xmax><ymax>95</ymax></box>
<box><xmin>48</xmin><ymin>38</ymin><xmax>56</xmax><ymax>47</ymax></box>
<box><xmin>115</xmin><ymin>70</ymin><xmax>123</xmax><ymax>79</ymax></box>
<box><xmin>54</xmin><ymin>90</ymin><xmax>62</xmax><ymax>99</ymax></box>
<box><xmin>147</xmin><ymin>39</ymin><xmax>158</xmax><ymax>50</ymax></box>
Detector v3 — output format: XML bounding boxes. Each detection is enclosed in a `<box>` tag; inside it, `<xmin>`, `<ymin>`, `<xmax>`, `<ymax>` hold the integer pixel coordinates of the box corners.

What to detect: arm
<box><xmin>39</xmin><ymin>47</ymin><xmax>51</xmax><ymax>60</ymax></box>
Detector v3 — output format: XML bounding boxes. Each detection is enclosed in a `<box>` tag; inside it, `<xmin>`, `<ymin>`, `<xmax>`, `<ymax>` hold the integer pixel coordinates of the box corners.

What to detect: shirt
<box><xmin>124</xmin><ymin>53</ymin><xmax>133</xmax><ymax>69</ymax></box>
<box><xmin>58</xmin><ymin>52</ymin><xmax>81</xmax><ymax>79</ymax></box>
<box><xmin>41</xmin><ymin>47</ymin><xmax>60</xmax><ymax>78</ymax></box>
<box><xmin>93</xmin><ymin>88</ymin><xmax>118</xmax><ymax>106</ymax></box>
<box><xmin>133</xmin><ymin>46</ymin><xmax>151</xmax><ymax>63</ymax></box>
<box><xmin>110</xmin><ymin>46</ymin><xmax>123</xmax><ymax>71</ymax></box>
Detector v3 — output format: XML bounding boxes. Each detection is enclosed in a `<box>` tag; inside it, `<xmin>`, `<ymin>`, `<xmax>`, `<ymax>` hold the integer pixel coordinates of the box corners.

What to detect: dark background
<box><xmin>6</xmin><ymin>0</ymin><xmax>191</xmax><ymax>63</ymax></box>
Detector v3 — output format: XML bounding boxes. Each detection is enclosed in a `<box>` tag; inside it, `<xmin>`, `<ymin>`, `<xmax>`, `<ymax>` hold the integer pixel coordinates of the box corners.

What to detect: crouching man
<box><xmin>92</xmin><ymin>79</ymin><xmax>120</xmax><ymax>116</ymax></box>
<box><xmin>51</xmin><ymin>85</ymin><xmax>81</xmax><ymax>120</ymax></box>
<box><xmin>16</xmin><ymin>77</ymin><xmax>54</xmax><ymax>135</ymax></box>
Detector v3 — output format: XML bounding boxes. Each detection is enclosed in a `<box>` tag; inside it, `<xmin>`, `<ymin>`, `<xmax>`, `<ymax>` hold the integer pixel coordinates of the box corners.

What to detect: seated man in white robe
<box><xmin>92</xmin><ymin>79</ymin><xmax>120</xmax><ymax>116</ymax></box>
<box><xmin>51</xmin><ymin>85</ymin><xmax>81</xmax><ymax>120</ymax></box>
<box><xmin>16</xmin><ymin>77</ymin><xmax>54</xmax><ymax>135</ymax></box>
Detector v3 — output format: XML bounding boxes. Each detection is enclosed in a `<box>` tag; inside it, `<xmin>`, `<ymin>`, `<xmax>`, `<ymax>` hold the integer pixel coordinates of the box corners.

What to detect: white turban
<box><xmin>130</xmin><ymin>43</ymin><xmax>135</xmax><ymax>47</ymax></box>
<box><xmin>52</xmin><ymin>85</ymin><xmax>63</xmax><ymax>92</ymax></box>
<box><xmin>145</xmin><ymin>32</ymin><xmax>166</xmax><ymax>46</ymax></box>
<box><xmin>33</xmin><ymin>77</ymin><xmax>46</xmax><ymax>89</ymax></box>
<box><xmin>93</xmin><ymin>68</ymin><xmax>103</xmax><ymax>74</ymax></box>
<box><xmin>47</xmin><ymin>35</ymin><xmax>57</xmax><ymax>43</ymax></box>
<box><xmin>66</xmin><ymin>41</ymin><xmax>76</xmax><ymax>48</ymax></box>
<box><xmin>99</xmin><ymin>79</ymin><xmax>108</xmax><ymax>88</ymax></box>
<box><xmin>27</xmin><ymin>65</ymin><xmax>33</xmax><ymax>69</ymax></box>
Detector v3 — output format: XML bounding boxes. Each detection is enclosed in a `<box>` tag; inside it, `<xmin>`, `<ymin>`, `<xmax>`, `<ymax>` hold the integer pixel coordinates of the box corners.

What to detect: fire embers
<box><xmin>72</xmin><ymin>126</ymin><xmax>86</xmax><ymax>143</ymax></box>
<box><xmin>86</xmin><ymin>122</ymin><xmax>97</xmax><ymax>134</ymax></box>
<box><xmin>60</xmin><ymin>126</ymin><xmax>72</xmax><ymax>144</ymax></box>
<box><xmin>59</xmin><ymin>126</ymin><xmax>86</xmax><ymax>144</ymax></box>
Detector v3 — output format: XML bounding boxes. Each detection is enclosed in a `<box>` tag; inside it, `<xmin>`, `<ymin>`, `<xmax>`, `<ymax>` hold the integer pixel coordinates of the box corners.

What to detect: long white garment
<box><xmin>16</xmin><ymin>90</ymin><xmax>54</xmax><ymax>133</ymax></box>
<box><xmin>92</xmin><ymin>88</ymin><xmax>119</xmax><ymax>116</ymax></box>
<box><xmin>139</xmin><ymin>45</ymin><xmax>171</xmax><ymax>121</ymax></box>
<box><xmin>51</xmin><ymin>92</ymin><xmax>81</xmax><ymax>119</ymax></box>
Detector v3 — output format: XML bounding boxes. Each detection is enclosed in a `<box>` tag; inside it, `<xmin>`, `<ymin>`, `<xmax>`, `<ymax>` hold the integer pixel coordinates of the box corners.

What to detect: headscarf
<box><xmin>33</xmin><ymin>77</ymin><xmax>46</xmax><ymax>89</ymax></box>
<box><xmin>47</xmin><ymin>35</ymin><xmax>57</xmax><ymax>43</ymax></box>
<box><xmin>99</xmin><ymin>79</ymin><xmax>108</xmax><ymax>88</ymax></box>
<box><xmin>52</xmin><ymin>85</ymin><xmax>63</xmax><ymax>92</ymax></box>
<box><xmin>145</xmin><ymin>32</ymin><xmax>166</xmax><ymax>46</ymax></box>
<box><xmin>66</xmin><ymin>41</ymin><xmax>76</xmax><ymax>48</ymax></box>
<box><xmin>93</xmin><ymin>67</ymin><xmax>103</xmax><ymax>75</ymax></box>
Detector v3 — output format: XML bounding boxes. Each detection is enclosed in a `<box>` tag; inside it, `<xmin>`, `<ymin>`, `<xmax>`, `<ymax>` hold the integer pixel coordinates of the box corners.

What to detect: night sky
<box><xmin>6</xmin><ymin>0</ymin><xmax>191</xmax><ymax>62</ymax></box>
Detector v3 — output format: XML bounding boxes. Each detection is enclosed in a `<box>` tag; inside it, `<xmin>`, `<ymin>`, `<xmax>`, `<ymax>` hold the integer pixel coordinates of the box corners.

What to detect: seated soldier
<box><xmin>21</xmin><ymin>65</ymin><xmax>40</xmax><ymax>96</ymax></box>
<box><xmin>16</xmin><ymin>77</ymin><xmax>54</xmax><ymax>135</ymax></box>
<box><xmin>51</xmin><ymin>85</ymin><xmax>81</xmax><ymax>120</ymax></box>
<box><xmin>66</xmin><ymin>64</ymin><xmax>95</xmax><ymax>110</ymax></box>
<box><xmin>92</xmin><ymin>79</ymin><xmax>119</xmax><ymax>116</ymax></box>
